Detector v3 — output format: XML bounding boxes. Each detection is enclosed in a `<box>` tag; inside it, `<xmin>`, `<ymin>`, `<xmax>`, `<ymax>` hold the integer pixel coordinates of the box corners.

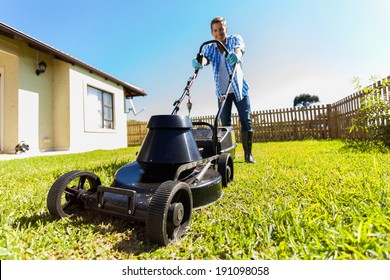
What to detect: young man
<box><xmin>192</xmin><ymin>16</ymin><xmax>255</xmax><ymax>163</ymax></box>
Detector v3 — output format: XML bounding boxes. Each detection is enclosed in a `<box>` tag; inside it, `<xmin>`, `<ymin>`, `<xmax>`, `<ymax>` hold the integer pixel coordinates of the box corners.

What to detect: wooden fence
<box><xmin>127</xmin><ymin>120</ymin><xmax>148</xmax><ymax>146</ymax></box>
<box><xmin>128</xmin><ymin>77</ymin><xmax>390</xmax><ymax>146</ymax></box>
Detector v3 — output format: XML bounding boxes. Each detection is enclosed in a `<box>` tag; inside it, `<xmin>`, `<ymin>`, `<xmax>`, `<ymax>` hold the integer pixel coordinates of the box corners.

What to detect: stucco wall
<box><xmin>18</xmin><ymin>43</ymin><xmax>53</xmax><ymax>152</ymax></box>
<box><xmin>1</xmin><ymin>35</ymin><xmax>128</xmax><ymax>154</ymax></box>
<box><xmin>68</xmin><ymin>66</ymin><xmax>127</xmax><ymax>152</ymax></box>
<box><xmin>0</xmin><ymin>38</ymin><xmax>20</xmax><ymax>153</ymax></box>
<box><xmin>52</xmin><ymin>59</ymin><xmax>70</xmax><ymax>151</ymax></box>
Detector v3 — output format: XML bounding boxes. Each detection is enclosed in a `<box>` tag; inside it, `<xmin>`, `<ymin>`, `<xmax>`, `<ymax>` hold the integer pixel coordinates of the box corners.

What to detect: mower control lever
<box><xmin>171</xmin><ymin>70</ymin><xmax>199</xmax><ymax>115</ymax></box>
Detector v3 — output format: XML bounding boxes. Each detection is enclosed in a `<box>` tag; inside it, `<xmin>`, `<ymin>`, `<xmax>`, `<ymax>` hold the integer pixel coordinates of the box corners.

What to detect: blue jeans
<box><xmin>219</xmin><ymin>94</ymin><xmax>253</xmax><ymax>132</ymax></box>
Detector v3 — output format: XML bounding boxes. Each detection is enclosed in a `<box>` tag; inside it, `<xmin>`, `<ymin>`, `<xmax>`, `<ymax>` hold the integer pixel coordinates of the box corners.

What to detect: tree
<box><xmin>293</xmin><ymin>94</ymin><xmax>320</xmax><ymax>107</ymax></box>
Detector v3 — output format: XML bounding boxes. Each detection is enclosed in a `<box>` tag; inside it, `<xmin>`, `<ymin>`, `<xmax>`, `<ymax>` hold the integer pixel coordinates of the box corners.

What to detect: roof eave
<box><xmin>0</xmin><ymin>22</ymin><xmax>147</xmax><ymax>97</ymax></box>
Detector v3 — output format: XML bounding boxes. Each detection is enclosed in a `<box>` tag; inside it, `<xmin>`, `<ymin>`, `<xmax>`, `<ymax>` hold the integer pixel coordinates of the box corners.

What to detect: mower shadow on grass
<box><xmin>16</xmin><ymin>210</ymin><xmax>159</xmax><ymax>255</ymax></box>
<box><xmin>65</xmin><ymin>212</ymin><xmax>162</xmax><ymax>255</ymax></box>
<box><xmin>14</xmin><ymin>212</ymin><xmax>53</xmax><ymax>229</ymax></box>
<box><xmin>69</xmin><ymin>212</ymin><xmax>157</xmax><ymax>254</ymax></box>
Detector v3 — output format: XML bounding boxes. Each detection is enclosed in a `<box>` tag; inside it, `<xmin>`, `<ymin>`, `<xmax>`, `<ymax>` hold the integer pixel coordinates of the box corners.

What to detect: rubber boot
<box><xmin>241</xmin><ymin>131</ymin><xmax>256</xmax><ymax>163</ymax></box>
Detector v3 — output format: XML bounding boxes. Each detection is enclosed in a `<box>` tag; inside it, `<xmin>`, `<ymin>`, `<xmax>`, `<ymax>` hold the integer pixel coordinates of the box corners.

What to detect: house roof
<box><xmin>0</xmin><ymin>22</ymin><xmax>146</xmax><ymax>97</ymax></box>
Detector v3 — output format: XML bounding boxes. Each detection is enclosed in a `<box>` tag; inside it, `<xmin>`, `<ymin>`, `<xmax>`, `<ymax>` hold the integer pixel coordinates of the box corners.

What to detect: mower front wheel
<box><xmin>146</xmin><ymin>181</ymin><xmax>193</xmax><ymax>246</ymax></box>
<box><xmin>47</xmin><ymin>170</ymin><xmax>101</xmax><ymax>218</ymax></box>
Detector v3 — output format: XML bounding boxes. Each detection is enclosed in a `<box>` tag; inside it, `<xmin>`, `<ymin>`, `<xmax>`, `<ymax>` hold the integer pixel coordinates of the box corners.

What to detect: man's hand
<box><xmin>226</xmin><ymin>52</ymin><xmax>238</xmax><ymax>65</ymax></box>
<box><xmin>192</xmin><ymin>54</ymin><xmax>208</xmax><ymax>70</ymax></box>
<box><xmin>192</xmin><ymin>58</ymin><xmax>203</xmax><ymax>70</ymax></box>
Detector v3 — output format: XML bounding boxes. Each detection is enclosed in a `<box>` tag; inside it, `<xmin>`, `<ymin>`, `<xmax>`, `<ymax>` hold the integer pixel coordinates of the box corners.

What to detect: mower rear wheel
<box><xmin>218</xmin><ymin>153</ymin><xmax>234</xmax><ymax>188</ymax></box>
<box><xmin>47</xmin><ymin>170</ymin><xmax>101</xmax><ymax>218</ymax></box>
<box><xmin>146</xmin><ymin>181</ymin><xmax>193</xmax><ymax>246</ymax></box>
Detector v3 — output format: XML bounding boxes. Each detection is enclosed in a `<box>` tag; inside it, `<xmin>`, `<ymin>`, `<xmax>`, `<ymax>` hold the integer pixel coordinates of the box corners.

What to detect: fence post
<box><xmin>327</xmin><ymin>104</ymin><xmax>336</xmax><ymax>139</ymax></box>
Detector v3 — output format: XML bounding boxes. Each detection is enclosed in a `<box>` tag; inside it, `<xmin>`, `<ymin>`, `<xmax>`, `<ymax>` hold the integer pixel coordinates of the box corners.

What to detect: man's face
<box><xmin>211</xmin><ymin>22</ymin><xmax>227</xmax><ymax>42</ymax></box>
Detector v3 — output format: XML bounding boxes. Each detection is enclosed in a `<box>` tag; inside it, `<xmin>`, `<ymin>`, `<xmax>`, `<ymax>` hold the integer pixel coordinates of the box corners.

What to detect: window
<box><xmin>85</xmin><ymin>86</ymin><xmax>114</xmax><ymax>130</ymax></box>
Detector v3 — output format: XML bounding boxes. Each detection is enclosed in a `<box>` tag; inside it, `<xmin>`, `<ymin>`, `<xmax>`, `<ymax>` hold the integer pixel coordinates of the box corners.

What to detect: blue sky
<box><xmin>1</xmin><ymin>0</ymin><xmax>389</xmax><ymax>121</ymax></box>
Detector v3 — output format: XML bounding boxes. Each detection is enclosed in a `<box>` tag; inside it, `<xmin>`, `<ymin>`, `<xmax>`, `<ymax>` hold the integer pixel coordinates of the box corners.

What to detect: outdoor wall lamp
<box><xmin>36</xmin><ymin>61</ymin><xmax>47</xmax><ymax>75</ymax></box>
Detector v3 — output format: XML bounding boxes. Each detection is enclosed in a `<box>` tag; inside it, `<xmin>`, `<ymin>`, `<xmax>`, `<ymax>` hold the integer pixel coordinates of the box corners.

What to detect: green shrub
<box><xmin>349</xmin><ymin>77</ymin><xmax>390</xmax><ymax>149</ymax></box>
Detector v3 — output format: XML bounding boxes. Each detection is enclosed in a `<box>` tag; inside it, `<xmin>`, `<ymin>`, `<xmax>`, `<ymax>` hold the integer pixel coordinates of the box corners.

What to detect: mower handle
<box><xmin>212</xmin><ymin>62</ymin><xmax>238</xmax><ymax>154</ymax></box>
<box><xmin>172</xmin><ymin>40</ymin><xmax>231</xmax><ymax>115</ymax></box>
<box><xmin>198</xmin><ymin>40</ymin><xmax>229</xmax><ymax>57</ymax></box>
<box><xmin>196</xmin><ymin>40</ymin><xmax>229</xmax><ymax>65</ymax></box>
<box><xmin>196</xmin><ymin>40</ymin><xmax>239</xmax><ymax>155</ymax></box>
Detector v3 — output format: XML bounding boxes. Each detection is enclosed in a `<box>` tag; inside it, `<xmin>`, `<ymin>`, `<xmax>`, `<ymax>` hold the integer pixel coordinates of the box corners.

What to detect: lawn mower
<box><xmin>46</xmin><ymin>40</ymin><xmax>237</xmax><ymax>246</ymax></box>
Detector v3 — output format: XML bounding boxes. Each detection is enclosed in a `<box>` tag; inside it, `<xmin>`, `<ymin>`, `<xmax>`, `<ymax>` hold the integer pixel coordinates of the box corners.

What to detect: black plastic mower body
<box><xmin>84</xmin><ymin>114</ymin><xmax>235</xmax><ymax>219</ymax></box>
<box><xmin>47</xmin><ymin>114</ymin><xmax>236</xmax><ymax>245</ymax></box>
<box><xmin>84</xmin><ymin>160</ymin><xmax>222</xmax><ymax>221</ymax></box>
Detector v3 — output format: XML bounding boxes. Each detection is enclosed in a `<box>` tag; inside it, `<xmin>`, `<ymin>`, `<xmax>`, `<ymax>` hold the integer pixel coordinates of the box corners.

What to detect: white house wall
<box><xmin>0</xmin><ymin>36</ymin><xmax>55</xmax><ymax>153</ymax></box>
<box><xmin>1</xmin><ymin>34</ymin><xmax>129</xmax><ymax>154</ymax></box>
<box><xmin>18</xmin><ymin>89</ymin><xmax>39</xmax><ymax>152</ymax></box>
<box><xmin>18</xmin><ymin>44</ymin><xmax>53</xmax><ymax>152</ymax></box>
<box><xmin>68</xmin><ymin>66</ymin><xmax>127</xmax><ymax>152</ymax></box>
<box><xmin>0</xmin><ymin>38</ymin><xmax>20</xmax><ymax>153</ymax></box>
<box><xmin>52</xmin><ymin>59</ymin><xmax>71</xmax><ymax>151</ymax></box>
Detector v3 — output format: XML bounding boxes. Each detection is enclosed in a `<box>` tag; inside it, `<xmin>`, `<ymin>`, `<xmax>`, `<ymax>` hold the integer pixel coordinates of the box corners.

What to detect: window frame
<box><xmin>84</xmin><ymin>85</ymin><xmax>115</xmax><ymax>132</ymax></box>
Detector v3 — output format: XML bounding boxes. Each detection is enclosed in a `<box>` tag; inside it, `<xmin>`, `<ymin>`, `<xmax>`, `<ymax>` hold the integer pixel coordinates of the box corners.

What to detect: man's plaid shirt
<box><xmin>201</xmin><ymin>34</ymin><xmax>250</xmax><ymax>101</ymax></box>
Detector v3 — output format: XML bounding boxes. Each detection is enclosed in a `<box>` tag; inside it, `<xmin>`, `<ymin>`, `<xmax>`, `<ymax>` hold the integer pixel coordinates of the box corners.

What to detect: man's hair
<box><xmin>210</xmin><ymin>17</ymin><xmax>226</xmax><ymax>29</ymax></box>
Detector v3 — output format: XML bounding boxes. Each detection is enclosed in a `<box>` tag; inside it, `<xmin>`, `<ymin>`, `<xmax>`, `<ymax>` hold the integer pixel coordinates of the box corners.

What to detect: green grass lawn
<box><xmin>0</xmin><ymin>140</ymin><xmax>389</xmax><ymax>260</ymax></box>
